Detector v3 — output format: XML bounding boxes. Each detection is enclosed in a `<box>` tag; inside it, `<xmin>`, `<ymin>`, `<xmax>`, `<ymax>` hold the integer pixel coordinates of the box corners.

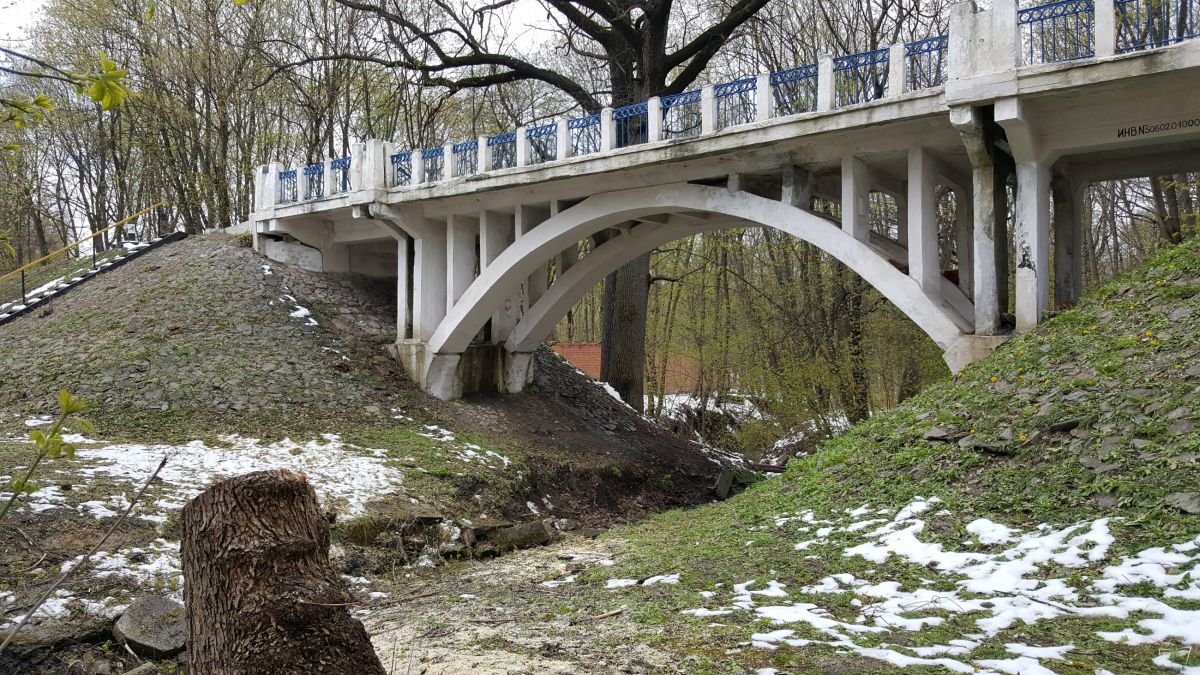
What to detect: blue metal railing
<box><xmin>527</xmin><ymin>123</ymin><xmax>558</xmax><ymax>164</ymax></box>
<box><xmin>453</xmin><ymin>139</ymin><xmax>478</xmax><ymax>176</ymax></box>
<box><xmin>488</xmin><ymin>132</ymin><xmax>517</xmax><ymax>170</ymax></box>
<box><xmin>1019</xmin><ymin>0</ymin><xmax>1094</xmax><ymax>63</ymax></box>
<box><xmin>303</xmin><ymin>163</ymin><xmax>324</xmax><ymax>199</ymax></box>
<box><xmin>905</xmin><ymin>36</ymin><xmax>949</xmax><ymax>90</ymax></box>
<box><xmin>330</xmin><ymin>157</ymin><xmax>351</xmax><ymax>194</ymax></box>
<box><xmin>569</xmin><ymin>114</ymin><xmax>602</xmax><ymax>156</ymax></box>
<box><xmin>613</xmin><ymin>102</ymin><xmax>649</xmax><ymax>148</ymax></box>
<box><xmin>660</xmin><ymin>90</ymin><xmax>703</xmax><ymax>140</ymax></box>
<box><xmin>715</xmin><ymin>77</ymin><xmax>757</xmax><ymax>130</ymax></box>
<box><xmin>834</xmin><ymin>48</ymin><xmax>890</xmax><ymax>106</ymax></box>
<box><xmin>1117</xmin><ymin>0</ymin><xmax>1199</xmax><ymax>52</ymax></box>
<box><xmin>279</xmin><ymin>169</ymin><xmax>298</xmax><ymax>203</ymax></box>
<box><xmin>770</xmin><ymin>65</ymin><xmax>818</xmax><ymax>117</ymax></box>
<box><xmin>391</xmin><ymin>151</ymin><xmax>412</xmax><ymax>187</ymax></box>
<box><xmin>421</xmin><ymin>147</ymin><xmax>444</xmax><ymax>182</ymax></box>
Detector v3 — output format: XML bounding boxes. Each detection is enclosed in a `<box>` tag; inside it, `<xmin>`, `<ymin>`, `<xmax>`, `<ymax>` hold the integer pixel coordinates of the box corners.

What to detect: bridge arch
<box><xmin>425</xmin><ymin>183</ymin><xmax>982</xmax><ymax>397</ymax></box>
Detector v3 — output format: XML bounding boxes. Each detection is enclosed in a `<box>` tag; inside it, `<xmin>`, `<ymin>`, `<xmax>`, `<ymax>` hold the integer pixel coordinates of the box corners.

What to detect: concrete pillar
<box><xmin>516</xmin><ymin>204</ymin><xmax>551</xmax><ymax>310</ymax></box>
<box><xmin>701</xmin><ymin>86</ymin><xmax>716</xmax><ymax>134</ymax></box>
<box><xmin>425</xmin><ymin>353</ymin><xmax>462</xmax><ymax>400</ymax></box>
<box><xmin>359</xmin><ymin>140</ymin><xmax>387</xmax><ymax>190</ymax></box>
<box><xmin>262</xmin><ymin>162</ymin><xmax>282</xmax><ymax>210</ymax></box>
<box><xmin>955</xmin><ymin>189</ymin><xmax>974</xmax><ymax>299</ymax></box>
<box><xmin>413</xmin><ymin>225</ymin><xmax>447</xmax><ymax>341</ymax></box>
<box><xmin>782</xmin><ymin>164</ymin><xmax>814</xmax><ymax>209</ymax></box>
<box><xmin>323</xmin><ymin>159</ymin><xmax>336</xmax><ymax>197</ymax></box>
<box><xmin>1052</xmin><ymin>169</ymin><xmax>1084</xmax><ymax>308</ymax></box>
<box><xmin>444</xmin><ymin>143</ymin><xmax>457</xmax><ymax>179</ymax></box>
<box><xmin>516</xmin><ymin>126</ymin><xmax>529</xmax><ymax>167</ymax></box>
<box><xmin>1095</xmin><ymin>0</ymin><xmax>1117</xmax><ymax>57</ymax></box>
<box><xmin>502</xmin><ymin>352</ymin><xmax>535</xmax><ymax>394</ymax></box>
<box><xmin>413</xmin><ymin>151</ymin><xmax>426</xmax><ymax>184</ymax></box>
<box><xmin>446</xmin><ymin>214</ymin><xmax>478</xmax><ymax>311</ymax></box>
<box><xmin>477</xmin><ymin>136</ymin><xmax>490</xmax><ymax>171</ymax></box>
<box><xmin>817</xmin><ymin>56</ymin><xmax>834</xmax><ymax>111</ymax></box>
<box><xmin>600</xmin><ymin>110</ymin><xmax>614</xmax><ymax>152</ymax></box>
<box><xmin>841</xmin><ymin>155</ymin><xmax>871</xmax><ymax>241</ymax></box>
<box><xmin>549</xmin><ymin>200</ymin><xmax>578</xmax><ymax>278</ymax></box>
<box><xmin>755</xmin><ymin>73</ymin><xmax>772</xmax><ymax>122</ymax></box>
<box><xmin>907</xmin><ymin>147</ymin><xmax>940</xmax><ymax>293</ymax></box>
<box><xmin>555</xmin><ymin>117</ymin><xmax>569</xmax><ymax>159</ymax></box>
<box><xmin>1013</xmin><ymin>160</ymin><xmax>1050</xmax><ymax>331</ymax></box>
<box><xmin>647</xmin><ymin>97</ymin><xmax>663</xmax><ymax>142</ymax></box>
<box><xmin>950</xmin><ymin>105</ymin><xmax>1001</xmax><ymax>335</ymax></box>
<box><xmin>396</xmin><ymin>235</ymin><xmax>412</xmax><ymax>340</ymax></box>
<box><xmin>481</xmin><ymin>210</ymin><xmax>517</xmax><ymax>341</ymax></box>
<box><xmin>887</xmin><ymin>44</ymin><xmax>907</xmax><ymax>97</ymax></box>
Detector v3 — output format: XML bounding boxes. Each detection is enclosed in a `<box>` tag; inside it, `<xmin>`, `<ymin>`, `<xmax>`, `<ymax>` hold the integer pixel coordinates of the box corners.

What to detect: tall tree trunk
<box><xmin>181</xmin><ymin>470</ymin><xmax>385</xmax><ymax>674</ymax></box>
<box><xmin>600</xmin><ymin>248</ymin><xmax>651</xmax><ymax>413</ymax></box>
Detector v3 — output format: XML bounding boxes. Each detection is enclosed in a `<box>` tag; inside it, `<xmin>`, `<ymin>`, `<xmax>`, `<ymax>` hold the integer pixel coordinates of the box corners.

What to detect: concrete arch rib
<box><xmin>428</xmin><ymin>183</ymin><xmax>969</xmax><ymax>360</ymax></box>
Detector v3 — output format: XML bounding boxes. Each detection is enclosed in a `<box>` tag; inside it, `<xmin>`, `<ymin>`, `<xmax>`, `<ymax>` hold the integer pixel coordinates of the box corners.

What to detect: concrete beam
<box><xmin>841</xmin><ymin>155</ymin><xmax>871</xmax><ymax>242</ymax></box>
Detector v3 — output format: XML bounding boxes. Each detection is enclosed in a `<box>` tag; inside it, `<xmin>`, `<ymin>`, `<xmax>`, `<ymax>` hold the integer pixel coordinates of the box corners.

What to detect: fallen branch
<box><xmin>0</xmin><ymin>454</ymin><xmax>169</xmax><ymax>654</ymax></box>
<box><xmin>570</xmin><ymin>608</ymin><xmax>624</xmax><ymax>624</ymax></box>
<box><xmin>992</xmin><ymin>590</ymin><xmax>1078</xmax><ymax>614</ymax></box>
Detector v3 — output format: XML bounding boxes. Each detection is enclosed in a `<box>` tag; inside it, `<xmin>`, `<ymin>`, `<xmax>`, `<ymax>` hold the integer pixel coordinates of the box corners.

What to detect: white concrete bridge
<box><xmin>251</xmin><ymin>0</ymin><xmax>1200</xmax><ymax>400</ymax></box>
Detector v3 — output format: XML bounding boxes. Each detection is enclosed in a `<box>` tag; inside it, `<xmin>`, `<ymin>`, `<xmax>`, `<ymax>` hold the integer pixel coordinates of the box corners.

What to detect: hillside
<box><xmin>0</xmin><ymin>234</ymin><xmax>728</xmax><ymax>673</ymax></box>
<box><xmin>360</xmin><ymin>237</ymin><xmax>1200</xmax><ymax>673</ymax></box>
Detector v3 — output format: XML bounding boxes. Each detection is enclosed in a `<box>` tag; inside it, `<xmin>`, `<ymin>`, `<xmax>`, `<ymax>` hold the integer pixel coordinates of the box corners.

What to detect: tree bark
<box><xmin>181</xmin><ymin>470</ymin><xmax>385</xmax><ymax>675</ymax></box>
<box><xmin>600</xmin><ymin>248</ymin><xmax>651</xmax><ymax>413</ymax></box>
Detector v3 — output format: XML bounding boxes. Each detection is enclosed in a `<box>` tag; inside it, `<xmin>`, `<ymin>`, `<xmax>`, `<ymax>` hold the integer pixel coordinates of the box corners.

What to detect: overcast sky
<box><xmin>1</xmin><ymin>0</ymin><xmax>44</xmax><ymax>43</ymax></box>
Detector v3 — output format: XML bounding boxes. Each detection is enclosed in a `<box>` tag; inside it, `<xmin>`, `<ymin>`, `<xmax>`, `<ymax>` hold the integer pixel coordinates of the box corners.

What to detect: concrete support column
<box><xmin>516</xmin><ymin>126</ymin><xmax>529</xmax><ymax>167</ymax></box>
<box><xmin>446</xmin><ymin>214</ymin><xmax>478</xmax><ymax>311</ymax></box>
<box><xmin>502</xmin><ymin>351</ymin><xmax>535</xmax><ymax>394</ymax></box>
<box><xmin>955</xmin><ymin>189</ymin><xmax>975</xmax><ymax>299</ymax></box>
<box><xmin>951</xmin><ymin>106</ymin><xmax>1001</xmax><ymax>335</ymax></box>
<box><xmin>323</xmin><ymin>159</ymin><xmax>337</xmax><ymax>197</ymax></box>
<box><xmin>817</xmin><ymin>56</ymin><xmax>834</xmax><ymax>111</ymax></box>
<box><xmin>481</xmin><ymin>210</ymin><xmax>517</xmax><ymax>341</ymax></box>
<box><xmin>1095</xmin><ymin>0</ymin><xmax>1117</xmax><ymax>57</ymax></box>
<box><xmin>600</xmin><ymin>110</ymin><xmax>614</xmax><ymax>152</ymax></box>
<box><xmin>516</xmin><ymin>205</ymin><xmax>551</xmax><ymax>310</ymax></box>
<box><xmin>887</xmin><ymin>44</ymin><xmax>907</xmax><ymax>97</ymax></box>
<box><xmin>907</xmin><ymin>147</ymin><xmax>940</xmax><ymax>293</ymax></box>
<box><xmin>701</xmin><ymin>86</ymin><xmax>716</xmax><ymax>134</ymax></box>
<box><xmin>647</xmin><ymin>97</ymin><xmax>663</xmax><ymax>142</ymax></box>
<box><xmin>841</xmin><ymin>155</ymin><xmax>871</xmax><ymax>241</ymax></box>
<box><xmin>413</xmin><ymin>226</ymin><xmax>447</xmax><ymax>341</ymax></box>
<box><xmin>396</xmin><ymin>235</ymin><xmax>412</xmax><ymax>340</ymax></box>
<box><xmin>755</xmin><ymin>73</ymin><xmax>772</xmax><ymax>122</ymax></box>
<box><xmin>1052</xmin><ymin>169</ymin><xmax>1084</xmax><ymax>308</ymax></box>
<box><xmin>782</xmin><ymin>164</ymin><xmax>815</xmax><ymax>210</ymax></box>
<box><xmin>1013</xmin><ymin>160</ymin><xmax>1050</xmax><ymax>331</ymax></box>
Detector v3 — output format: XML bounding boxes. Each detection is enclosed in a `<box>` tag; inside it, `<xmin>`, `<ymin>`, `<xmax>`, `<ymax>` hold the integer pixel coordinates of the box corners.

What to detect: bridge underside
<box><xmin>253</xmin><ymin>33</ymin><xmax>1200</xmax><ymax>400</ymax></box>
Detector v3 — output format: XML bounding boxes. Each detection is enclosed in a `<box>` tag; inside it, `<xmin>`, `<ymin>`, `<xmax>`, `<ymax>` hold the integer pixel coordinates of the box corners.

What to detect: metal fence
<box><xmin>303</xmin><ymin>163</ymin><xmax>324</xmax><ymax>199</ymax></box>
<box><xmin>453</xmin><ymin>140</ymin><xmax>478</xmax><ymax>176</ymax></box>
<box><xmin>660</xmin><ymin>90</ymin><xmax>703</xmax><ymax>140</ymax></box>
<box><xmin>613</xmin><ymin>102</ymin><xmax>649</xmax><ymax>148</ymax></box>
<box><xmin>391</xmin><ymin>151</ymin><xmax>412</xmax><ymax>187</ymax></box>
<box><xmin>488</xmin><ymin>132</ymin><xmax>517</xmax><ymax>170</ymax></box>
<box><xmin>331</xmin><ymin>157</ymin><xmax>351</xmax><ymax>194</ymax></box>
<box><xmin>569</xmin><ymin>115</ymin><xmax>602</xmax><ymax>156</ymax></box>
<box><xmin>770</xmin><ymin>65</ymin><xmax>818</xmax><ymax>117</ymax></box>
<box><xmin>421</xmin><ymin>147</ymin><xmax>444</xmax><ymax>182</ymax></box>
<box><xmin>1019</xmin><ymin>0</ymin><xmax>1095</xmax><ymax>63</ymax></box>
<box><xmin>1117</xmin><ymin>0</ymin><xmax>1199</xmax><ymax>51</ymax></box>
<box><xmin>834</xmin><ymin>48</ymin><xmax>890</xmax><ymax>106</ymax></box>
<box><xmin>279</xmin><ymin>169</ymin><xmax>298</xmax><ymax>203</ymax></box>
<box><xmin>715</xmin><ymin>77</ymin><xmax>757</xmax><ymax>129</ymax></box>
<box><xmin>527</xmin><ymin>123</ymin><xmax>558</xmax><ymax>164</ymax></box>
<box><xmin>905</xmin><ymin>36</ymin><xmax>949</xmax><ymax>91</ymax></box>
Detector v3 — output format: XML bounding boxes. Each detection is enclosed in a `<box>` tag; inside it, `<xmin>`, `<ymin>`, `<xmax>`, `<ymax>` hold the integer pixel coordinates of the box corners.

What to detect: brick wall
<box><xmin>548</xmin><ymin>342</ymin><xmax>700</xmax><ymax>394</ymax></box>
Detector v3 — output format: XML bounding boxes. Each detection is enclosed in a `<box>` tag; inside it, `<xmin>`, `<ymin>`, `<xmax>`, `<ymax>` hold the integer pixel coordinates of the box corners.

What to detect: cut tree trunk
<box><xmin>181</xmin><ymin>470</ymin><xmax>385</xmax><ymax>674</ymax></box>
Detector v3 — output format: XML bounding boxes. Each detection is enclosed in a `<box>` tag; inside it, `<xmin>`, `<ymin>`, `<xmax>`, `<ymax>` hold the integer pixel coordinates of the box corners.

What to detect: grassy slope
<box><xmin>574</xmin><ymin>237</ymin><xmax>1200</xmax><ymax>673</ymax></box>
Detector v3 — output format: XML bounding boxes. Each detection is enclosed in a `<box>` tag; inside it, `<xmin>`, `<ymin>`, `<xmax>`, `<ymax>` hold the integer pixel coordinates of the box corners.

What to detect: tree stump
<box><xmin>180</xmin><ymin>469</ymin><xmax>385</xmax><ymax>674</ymax></box>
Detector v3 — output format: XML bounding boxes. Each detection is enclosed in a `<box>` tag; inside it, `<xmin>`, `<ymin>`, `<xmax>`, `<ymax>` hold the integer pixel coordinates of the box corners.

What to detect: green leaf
<box><xmin>29</xmin><ymin>430</ymin><xmax>45</xmax><ymax>445</ymax></box>
<box><xmin>145</xmin><ymin>2</ymin><xmax>157</xmax><ymax>21</ymax></box>
<box><xmin>61</xmin><ymin>444</ymin><xmax>76</xmax><ymax>460</ymax></box>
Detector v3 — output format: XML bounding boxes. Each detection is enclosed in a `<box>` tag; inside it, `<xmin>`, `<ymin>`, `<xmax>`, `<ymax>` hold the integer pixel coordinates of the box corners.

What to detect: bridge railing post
<box><xmin>947</xmin><ymin>0</ymin><xmax>1019</xmax><ymax>98</ymax></box>
<box><xmin>477</xmin><ymin>136</ymin><xmax>490</xmax><ymax>171</ymax></box>
<box><xmin>412</xmin><ymin>151</ymin><xmax>425</xmax><ymax>184</ymax></box>
<box><xmin>1095</xmin><ymin>0</ymin><xmax>1116</xmax><ymax>57</ymax></box>
<box><xmin>295</xmin><ymin>161</ymin><xmax>309</xmax><ymax>201</ymax></box>
<box><xmin>599</xmin><ymin>110</ymin><xmax>614</xmax><ymax>152</ymax></box>
<box><xmin>516</xmin><ymin>126</ymin><xmax>529</xmax><ymax>166</ymax></box>
<box><xmin>443</xmin><ymin>143</ymin><xmax>456</xmax><ymax>179</ymax></box>
<box><xmin>555</xmin><ymin>117</ymin><xmax>570</xmax><ymax>159</ymax></box>
<box><xmin>700</xmin><ymin>86</ymin><xmax>716</xmax><ymax>134</ymax></box>
<box><xmin>816</xmin><ymin>55</ymin><xmax>834</xmax><ymax>111</ymax></box>
<box><xmin>887</xmin><ymin>44</ymin><xmax>906</xmax><ymax>97</ymax></box>
<box><xmin>647</xmin><ymin>97</ymin><xmax>663</xmax><ymax>142</ymax></box>
<box><xmin>323</xmin><ymin>157</ymin><xmax>337</xmax><ymax>197</ymax></box>
<box><xmin>754</xmin><ymin>73</ymin><xmax>772</xmax><ymax>122</ymax></box>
